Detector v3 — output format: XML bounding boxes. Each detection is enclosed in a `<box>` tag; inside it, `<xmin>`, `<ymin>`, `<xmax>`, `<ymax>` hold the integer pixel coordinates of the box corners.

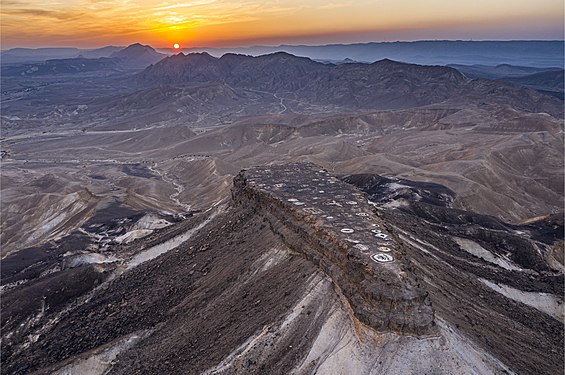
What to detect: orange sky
<box><xmin>1</xmin><ymin>0</ymin><xmax>563</xmax><ymax>48</ymax></box>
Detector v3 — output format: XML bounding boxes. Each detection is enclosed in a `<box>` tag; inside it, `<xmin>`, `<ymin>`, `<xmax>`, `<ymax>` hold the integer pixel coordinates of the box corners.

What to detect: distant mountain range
<box><xmin>0</xmin><ymin>46</ymin><xmax>123</xmax><ymax>64</ymax></box>
<box><xmin>447</xmin><ymin>64</ymin><xmax>562</xmax><ymax>79</ymax></box>
<box><xmin>138</xmin><ymin>51</ymin><xmax>563</xmax><ymax>117</ymax></box>
<box><xmin>3</xmin><ymin>40</ymin><xmax>563</xmax><ymax>67</ymax></box>
<box><xmin>2</xmin><ymin>41</ymin><xmax>563</xmax><ymax>104</ymax></box>
<box><xmin>178</xmin><ymin>40</ymin><xmax>564</xmax><ymax>68</ymax></box>
<box><xmin>1</xmin><ymin>57</ymin><xmax>120</xmax><ymax>76</ymax></box>
<box><xmin>448</xmin><ymin>64</ymin><xmax>564</xmax><ymax>99</ymax></box>
<box><xmin>1</xmin><ymin>44</ymin><xmax>166</xmax><ymax>76</ymax></box>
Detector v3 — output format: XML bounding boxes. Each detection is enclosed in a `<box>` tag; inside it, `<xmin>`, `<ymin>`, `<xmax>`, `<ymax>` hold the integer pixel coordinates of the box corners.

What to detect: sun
<box><xmin>173</xmin><ymin>43</ymin><xmax>180</xmax><ymax>50</ymax></box>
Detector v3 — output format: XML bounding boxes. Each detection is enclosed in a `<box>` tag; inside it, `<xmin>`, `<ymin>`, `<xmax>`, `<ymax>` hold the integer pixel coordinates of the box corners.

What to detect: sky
<box><xmin>1</xmin><ymin>0</ymin><xmax>564</xmax><ymax>49</ymax></box>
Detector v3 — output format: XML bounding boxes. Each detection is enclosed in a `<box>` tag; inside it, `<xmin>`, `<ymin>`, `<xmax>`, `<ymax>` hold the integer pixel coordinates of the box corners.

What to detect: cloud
<box><xmin>154</xmin><ymin>0</ymin><xmax>217</xmax><ymax>11</ymax></box>
<box><xmin>2</xmin><ymin>8</ymin><xmax>85</xmax><ymax>20</ymax></box>
<box><xmin>318</xmin><ymin>2</ymin><xmax>353</xmax><ymax>10</ymax></box>
<box><xmin>0</xmin><ymin>0</ymin><xmax>30</xmax><ymax>6</ymax></box>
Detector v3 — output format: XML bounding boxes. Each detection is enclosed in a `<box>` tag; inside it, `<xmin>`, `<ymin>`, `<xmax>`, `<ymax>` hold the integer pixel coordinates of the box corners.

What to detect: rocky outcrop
<box><xmin>232</xmin><ymin>163</ymin><xmax>434</xmax><ymax>335</ymax></box>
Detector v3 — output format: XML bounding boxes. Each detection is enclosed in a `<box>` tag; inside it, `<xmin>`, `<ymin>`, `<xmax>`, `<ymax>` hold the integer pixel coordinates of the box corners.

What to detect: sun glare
<box><xmin>173</xmin><ymin>43</ymin><xmax>180</xmax><ymax>49</ymax></box>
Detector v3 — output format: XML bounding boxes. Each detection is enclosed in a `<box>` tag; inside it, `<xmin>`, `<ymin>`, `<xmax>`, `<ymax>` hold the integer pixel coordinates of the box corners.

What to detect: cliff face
<box><xmin>345</xmin><ymin>172</ymin><xmax>564</xmax><ymax>375</ymax></box>
<box><xmin>232</xmin><ymin>163</ymin><xmax>434</xmax><ymax>335</ymax></box>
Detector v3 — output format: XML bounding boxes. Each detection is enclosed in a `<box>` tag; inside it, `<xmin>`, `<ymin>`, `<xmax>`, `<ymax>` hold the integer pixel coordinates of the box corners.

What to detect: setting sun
<box><xmin>173</xmin><ymin>43</ymin><xmax>180</xmax><ymax>49</ymax></box>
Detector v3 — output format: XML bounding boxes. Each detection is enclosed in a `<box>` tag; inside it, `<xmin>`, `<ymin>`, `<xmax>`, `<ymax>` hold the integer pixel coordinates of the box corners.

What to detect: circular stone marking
<box><xmin>375</xmin><ymin>233</ymin><xmax>389</xmax><ymax>239</ymax></box>
<box><xmin>356</xmin><ymin>212</ymin><xmax>369</xmax><ymax>217</ymax></box>
<box><xmin>293</xmin><ymin>201</ymin><xmax>305</xmax><ymax>206</ymax></box>
<box><xmin>346</xmin><ymin>239</ymin><xmax>361</xmax><ymax>244</ymax></box>
<box><xmin>274</xmin><ymin>183</ymin><xmax>284</xmax><ymax>188</ymax></box>
<box><xmin>340</xmin><ymin>228</ymin><xmax>354</xmax><ymax>234</ymax></box>
<box><xmin>354</xmin><ymin>244</ymin><xmax>369</xmax><ymax>251</ymax></box>
<box><xmin>371</xmin><ymin>229</ymin><xmax>382</xmax><ymax>234</ymax></box>
<box><xmin>346</xmin><ymin>201</ymin><xmax>358</xmax><ymax>205</ymax></box>
<box><xmin>318</xmin><ymin>190</ymin><xmax>325</xmax><ymax>193</ymax></box>
<box><xmin>378</xmin><ymin>246</ymin><xmax>392</xmax><ymax>252</ymax></box>
<box><xmin>371</xmin><ymin>253</ymin><xmax>394</xmax><ymax>263</ymax></box>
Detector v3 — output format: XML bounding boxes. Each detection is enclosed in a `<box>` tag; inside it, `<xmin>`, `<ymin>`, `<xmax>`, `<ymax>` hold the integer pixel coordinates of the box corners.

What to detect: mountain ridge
<box><xmin>1</xmin><ymin>43</ymin><xmax>167</xmax><ymax>76</ymax></box>
<box><xmin>182</xmin><ymin>40</ymin><xmax>564</xmax><ymax>67</ymax></box>
<box><xmin>137</xmin><ymin>52</ymin><xmax>563</xmax><ymax>117</ymax></box>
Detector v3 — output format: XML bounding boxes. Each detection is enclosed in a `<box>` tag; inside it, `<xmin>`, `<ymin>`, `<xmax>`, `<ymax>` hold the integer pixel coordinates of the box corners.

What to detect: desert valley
<box><xmin>1</xmin><ymin>40</ymin><xmax>563</xmax><ymax>374</ymax></box>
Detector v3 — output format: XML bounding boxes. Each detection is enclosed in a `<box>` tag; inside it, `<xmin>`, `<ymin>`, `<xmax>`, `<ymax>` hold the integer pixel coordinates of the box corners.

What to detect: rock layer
<box><xmin>232</xmin><ymin>163</ymin><xmax>434</xmax><ymax>335</ymax></box>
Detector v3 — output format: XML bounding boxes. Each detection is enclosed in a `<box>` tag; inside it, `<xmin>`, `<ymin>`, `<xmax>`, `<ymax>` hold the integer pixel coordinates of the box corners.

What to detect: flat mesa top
<box><xmin>243</xmin><ymin>163</ymin><xmax>397</xmax><ymax>266</ymax></box>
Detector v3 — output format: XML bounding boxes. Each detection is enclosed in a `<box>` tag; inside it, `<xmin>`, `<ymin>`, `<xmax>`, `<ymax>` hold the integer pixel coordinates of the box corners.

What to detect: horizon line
<box><xmin>3</xmin><ymin>38</ymin><xmax>564</xmax><ymax>51</ymax></box>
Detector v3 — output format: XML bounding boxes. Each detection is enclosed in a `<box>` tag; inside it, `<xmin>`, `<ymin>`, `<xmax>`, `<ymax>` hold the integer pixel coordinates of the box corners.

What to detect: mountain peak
<box><xmin>110</xmin><ymin>43</ymin><xmax>166</xmax><ymax>68</ymax></box>
<box><xmin>259</xmin><ymin>51</ymin><xmax>316</xmax><ymax>62</ymax></box>
<box><xmin>185</xmin><ymin>51</ymin><xmax>217</xmax><ymax>60</ymax></box>
<box><xmin>116</xmin><ymin>43</ymin><xmax>155</xmax><ymax>53</ymax></box>
<box><xmin>372</xmin><ymin>58</ymin><xmax>407</xmax><ymax>66</ymax></box>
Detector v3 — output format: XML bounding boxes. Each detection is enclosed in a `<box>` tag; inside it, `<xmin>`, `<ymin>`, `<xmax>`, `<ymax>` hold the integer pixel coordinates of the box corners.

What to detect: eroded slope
<box><xmin>2</xmin><ymin>164</ymin><xmax>530</xmax><ymax>375</ymax></box>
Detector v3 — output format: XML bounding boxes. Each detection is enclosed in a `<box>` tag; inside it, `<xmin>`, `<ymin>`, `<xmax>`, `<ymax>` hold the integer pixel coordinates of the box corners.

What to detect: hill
<box><xmin>110</xmin><ymin>43</ymin><xmax>167</xmax><ymax>68</ymax></box>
